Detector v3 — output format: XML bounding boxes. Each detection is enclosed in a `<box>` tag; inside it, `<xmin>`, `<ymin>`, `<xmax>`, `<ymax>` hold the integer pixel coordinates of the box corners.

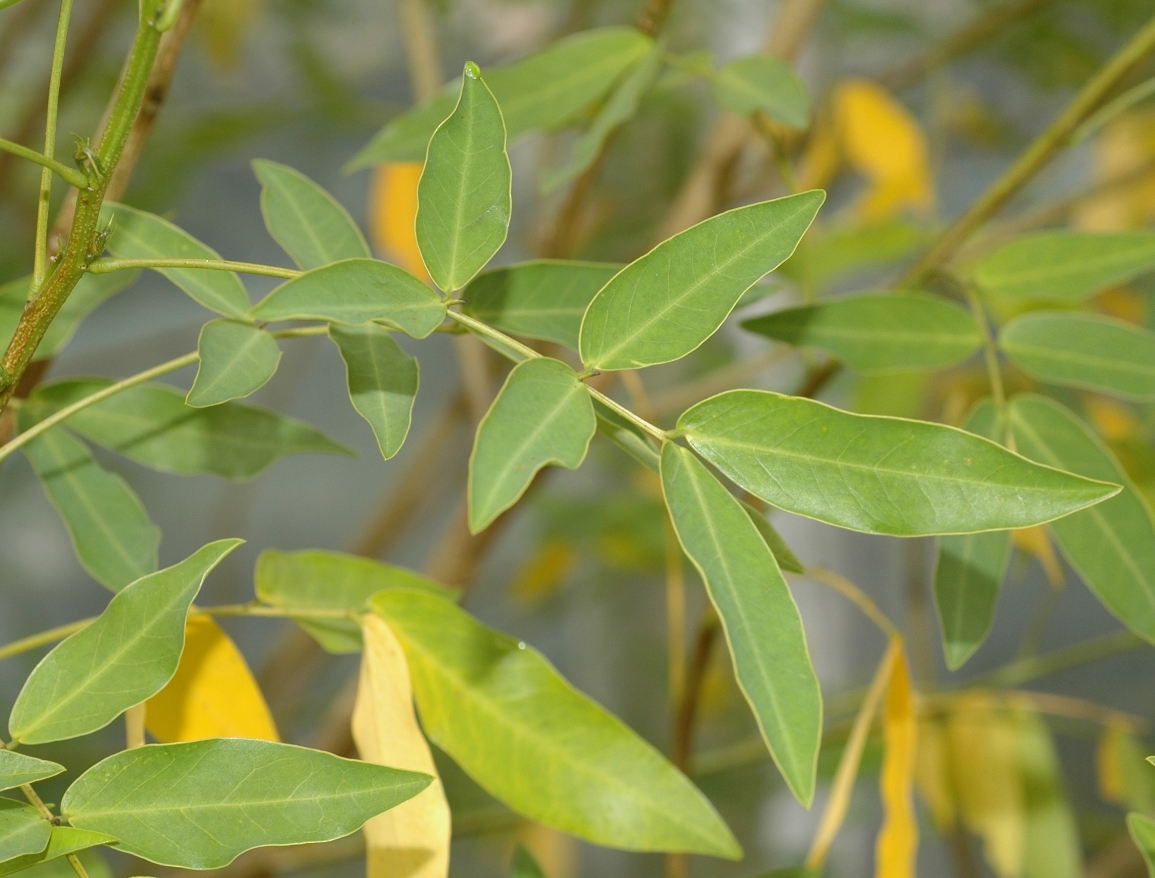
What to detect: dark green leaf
<box><xmin>0</xmin><ymin>752</ymin><xmax>63</xmax><ymax>793</ymax></box>
<box><xmin>329</xmin><ymin>324</ymin><xmax>418</xmax><ymax>459</ymax></box>
<box><xmin>0</xmin><ymin>801</ymin><xmax>50</xmax><ymax>864</ymax></box>
<box><xmin>711</xmin><ymin>55</ymin><xmax>809</xmax><ymax>128</ymax></box>
<box><xmin>187</xmin><ymin>320</ymin><xmax>281</xmax><ymax>407</ymax></box>
<box><xmin>0</xmin><ymin>828</ymin><xmax>114</xmax><ymax>878</ymax></box>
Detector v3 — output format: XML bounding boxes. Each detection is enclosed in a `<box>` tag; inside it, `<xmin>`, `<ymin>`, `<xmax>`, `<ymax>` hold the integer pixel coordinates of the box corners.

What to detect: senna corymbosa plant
<box><xmin>3</xmin><ymin>1</ymin><xmax>1155</xmax><ymax>877</ymax></box>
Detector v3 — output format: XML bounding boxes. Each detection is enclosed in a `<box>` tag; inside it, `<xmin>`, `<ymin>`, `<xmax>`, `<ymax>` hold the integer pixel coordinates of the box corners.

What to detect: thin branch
<box><xmin>802</xmin><ymin>567</ymin><xmax>900</xmax><ymax>639</ymax></box>
<box><xmin>0</xmin><ymin>137</ymin><xmax>85</xmax><ymax>187</ymax></box>
<box><xmin>0</xmin><ymin>617</ymin><xmax>91</xmax><ymax>661</ymax></box>
<box><xmin>89</xmin><ymin>256</ymin><xmax>301</xmax><ymax>279</ymax></box>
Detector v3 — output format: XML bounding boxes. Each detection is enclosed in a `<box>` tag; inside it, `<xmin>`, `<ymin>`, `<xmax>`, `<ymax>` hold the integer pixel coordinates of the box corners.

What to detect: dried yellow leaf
<box><xmin>877</xmin><ymin>647</ymin><xmax>918</xmax><ymax>878</ymax></box>
<box><xmin>370</xmin><ymin>162</ymin><xmax>430</xmax><ymax>282</ymax></box>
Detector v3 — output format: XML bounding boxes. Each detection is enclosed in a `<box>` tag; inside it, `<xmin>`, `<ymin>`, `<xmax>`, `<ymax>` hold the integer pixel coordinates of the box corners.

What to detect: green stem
<box><xmin>588</xmin><ymin>386</ymin><xmax>669</xmax><ymax>444</ymax></box>
<box><xmin>0</xmin><ymin>618</ymin><xmax>91</xmax><ymax>662</ymax></box>
<box><xmin>89</xmin><ymin>257</ymin><xmax>302</xmax><ymax>280</ymax></box>
<box><xmin>0</xmin><ymin>137</ymin><xmax>86</xmax><ymax>188</ymax></box>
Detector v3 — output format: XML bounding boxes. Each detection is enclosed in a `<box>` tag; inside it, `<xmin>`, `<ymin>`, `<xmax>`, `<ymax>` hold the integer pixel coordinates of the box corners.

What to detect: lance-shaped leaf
<box><xmin>462</xmin><ymin>260</ymin><xmax>621</xmax><ymax>350</ymax></box>
<box><xmin>0</xmin><ymin>800</ymin><xmax>50</xmax><ymax>864</ymax></box>
<box><xmin>933</xmin><ymin>400</ymin><xmax>1012</xmax><ymax>669</ymax></box>
<box><xmin>742</xmin><ymin>293</ymin><xmax>982</xmax><ymax>372</ymax></box>
<box><xmin>416</xmin><ymin>63</ymin><xmax>512</xmax><ymax>292</ymax></box>
<box><xmin>7</xmin><ymin>540</ymin><xmax>241</xmax><ymax>745</ymax></box>
<box><xmin>1009</xmin><ymin>394</ymin><xmax>1155</xmax><ymax>643</ymax></box>
<box><xmin>371</xmin><ymin>589</ymin><xmax>740</xmax><ymax>858</ymax></box>
<box><xmin>61</xmin><ymin>739</ymin><xmax>432</xmax><ymax>869</ymax></box>
<box><xmin>1128</xmin><ymin>813</ymin><xmax>1155</xmax><ymax>876</ymax></box>
<box><xmin>661</xmin><ymin>443</ymin><xmax>821</xmax><ymax>805</ymax></box>
<box><xmin>679</xmin><ymin>390</ymin><xmax>1119</xmax><ymax>536</ymax></box>
<box><xmin>0</xmin><ymin>752</ymin><xmax>63</xmax><ymax>793</ymax></box>
<box><xmin>251</xmin><ymin>259</ymin><xmax>445</xmax><ymax>338</ymax></box>
<box><xmin>0</xmin><ymin>828</ymin><xmax>114</xmax><ymax>878</ymax></box>
<box><xmin>100</xmin><ymin>203</ymin><xmax>250</xmax><ymax>319</ymax></box>
<box><xmin>329</xmin><ymin>324</ymin><xmax>418</xmax><ymax>460</ymax></box>
<box><xmin>187</xmin><ymin>320</ymin><xmax>281</xmax><ymax>407</ymax></box>
<box><xmin>711</xmin><ymin>55</ymin><xmax>810</xmax><ymax>129</ymax></box>
<box><xmin>999</xmin><ymin>312</ymin><xmax>1155</xmax><ymax>401</ymax></box>
<box><xmin>974</xmin><ymin>230</ymin><xmax>1155</xmax><ymax>302</ymax></box>
<box><xmin>580</xmin><ymin>191</ymin><xmax>824</xmax><ymax>371</ymax></box>
<box><xmin>18</xmin><ymin>423</ymin><xmax>159</xmax><ymax>592</ymax></box>
<box><xmin>253</xmin><ymin>159</ymin><xmax>370</xmax><ymax>269</ymax></box>
<box><xmin>26</xmin><ymin>380</ymin><xmax>351</xmax><ymax>481</ymax></box>
<box><xmin>469</xmin><ymin>358</ymin><xmax>596</xmax><ymax>533</ymax></box>
<box><xmin>255</xmin><ymin>549</ymin><xmax>456</xmax><ymax>654</ymax></box>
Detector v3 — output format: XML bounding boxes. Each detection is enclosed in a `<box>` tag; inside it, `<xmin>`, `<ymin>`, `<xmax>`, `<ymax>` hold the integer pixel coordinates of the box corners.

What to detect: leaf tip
<box><xmin>464</xmin><ymin>61</ymin><xmax>481</xmax><ymax>80</ymax></box>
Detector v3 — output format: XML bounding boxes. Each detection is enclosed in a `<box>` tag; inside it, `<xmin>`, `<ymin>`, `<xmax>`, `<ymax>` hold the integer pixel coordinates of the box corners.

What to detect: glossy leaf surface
<box><xmin>372</xmin><ymin>589</ymin><xmax>741</xmax><ymax>858</ymax></box>
<box><xmin>187</xmin><ymin>320</ymin><xmax>281</xmax><ymax>407</ymax></box>
<box><xmin>711</xmin><ymin>54</ymin><xmax>809</xmax><ymax>128</ymax></box>
<box><xmin>679</xmin><ymin>390</ymin><xmax>1119</xmax><ymax>536</ymax></box>
<box><xmin>0</xmin><ymin>800</ymin><xmax>50</xmax><ymax>864</ymax></box>
<box><xmin>61</xmin><ymin>740</ymin><xmax>432</xmax><ymax>868</ymax></box>
<box><xmin>580</xmin><ymin>192</ymin><xmax>824</xmax><ymax>370</ymax></box>
<box><xmin>0</xmin><ymin>752</ymin><xmax>63</xmax><ymax>793</ymax></box>
<box><xmin>0</xmin><ymin>828</ymin><xmax>113</xmax><ymax>878</ymax></box>
<box><xmin>329</xmin><ymin>324</ymin><xmax>418</xmax><ymax>460</ymax></box>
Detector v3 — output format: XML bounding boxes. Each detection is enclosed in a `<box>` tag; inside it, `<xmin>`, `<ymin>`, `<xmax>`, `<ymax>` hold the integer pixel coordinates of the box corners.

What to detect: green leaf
<box><xmin>741</xmin><ymin>293</ymin><xmax>982</xmax><ymax>372</ymax></box>
<box><xmin>933</xmin><ymin>400</ymin><xmax>1012</xmax><ymax>669</ymax></box>
<box><xmin>541</xmin><ymin>44</ymin><xmax>664</xmax><ymax>193</ymax></box>
<box><xmin>250</xmin><ymin>259</ymin><xmax>445</xmax><ymax>339</ymax></box>
<box><xmin>371</xmin><ymin>589</ymin><xmax>741</xmax><ymax>858</ymax></box>
<box><xmin>416</xmin><ymin>62</ymin><xmax>512</xmax><ymax>293</ymax></box>
<box><xmin>254</xmin><ymin>548</ymin><xmax>456</xmax><ymax>653</ymax></box>
<box><xmin>509</xmin><ymin>845</ymin><xmax>546</xmax><ymax>878</ymax></box>
<box><xmin>0</xmin><ymin>801</ymin><xmax>50</xmax><ymax>864</ymax></box>
<box><xmin>1008</xmin><ymin>394</ymin><xmax>1155</xmax><ymax>644</ymax></box>
<box><xmin>101</xmin><ymin>203</ymin><xmax>250</xmax><ymax>319</ymax></box>
<box><xmin>710</xmin><ymin>55</ymin><xmax>810</xmax><ymax>128</ymax></box>
<box><xmin>661</xmin><ymin>444</ymin><xmax>821</xmax><ymax>805</ymax></box>
<box><xmin>17</xmin><ymin>420</ymin><xmax>159</xmax><ymax>592</ymax></box>
<box><xmin>0</xmin><ymin>828</ymin><xmax>114</xmax><ymax>878</ymax></box>
<box><xmin>740</xmin><ymin>499</ymin><xmax>804</xmax><ymax>574</ymax></box>
<box><xmin>328</xmin><ymin>324</ymin><xmax>418</xmax><ymax>459</ymax></box>
<box><xmin>7</xmin><ymin>540</ymin><xmax>241</xmax><ymax>745</ymax></box>
<box><xmin>0</xmin><ymin>752</ymin><xmax>63</xmax><ymax>793</ymax></box>
<box><xmin>1128</xmin><ymin>813</ymin><xmax>1155</xmax><ymax>878</ymax></box>
<box><xmin>679</xmin><ymin>390</ymin><xmax>1119</xmax><ymax>536</ymax></box>
<box><xmin>1018</xmin><ymin>712</ymin><xmax>1082</xmax><ymax>878</ymax></box>
<box><xmin>974</xmin><ymin>230</ymin><xmax>1155</xmax><ymax>302</ymax></box>
<box><xmin>580</xmin><ymin>191</ymin><xmax>824</xmax><ymax>370</ymax></box>
<box><xmin>187</xmin><ymin>320</ymin><xmax>281</xmax><ymax>407</ymax></box>
<box><xmin>461</xmin><ymin>260</ymin><xmax>621</xmax><ymax>349</ymax></box>
<box><xmin>252</xmin><ymin>159</ymin><xmax>370</xmax><ymax>269</ymax></box>
<box><xmin>60</xmin><ymin>739</ymin><xmax>431</xmax><ymax>869</ymax></box>
<box><xmin>348</xmin><ymin>27</ymin><xmax>652</xmax><ymax>166</ymax></box>
<box><xmin>469</xmin><ymin>358</ymin><xmax>596</xmax><ymax>533</ymax></box>
<box><xmin>999</xmin><ymin>311</ymin><xmax>1155</xmax><ymax>401</ymax></box>
<box><xmin>27</xmin><ymin>380</ymin><xmax>352</xmax><ymax>481</ymax></box>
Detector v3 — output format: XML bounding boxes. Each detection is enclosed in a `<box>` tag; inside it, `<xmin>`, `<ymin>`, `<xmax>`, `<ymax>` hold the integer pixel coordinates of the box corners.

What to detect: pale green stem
<box><xmin>89</xmin><ymin>257</ymin><xmax>302</xmax><ymax>280</ymax></box>
<box><xmin>0</xmin><ymin>137</ymin><xmax>86</xmax><ymax>188</ymax></box>
<box><xmin>0</xmin><ymin>617</ymin><xmax>91</xmax><ymax>662</ymax></box>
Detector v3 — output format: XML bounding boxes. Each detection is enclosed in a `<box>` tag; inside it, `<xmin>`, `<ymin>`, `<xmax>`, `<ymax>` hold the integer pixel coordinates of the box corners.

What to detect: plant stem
<box><xmin>445</xmin><ymin>309</ymin><xmax>539</xmax><ymax>360</ymax></box>
<box><xmin>88</xmin><ymin>257</ymin><xmax>301</xmax><ymax>280</ymax></box>
<box><xmin>196</xmin><ymin>604</ymin><xmax>356</xmax><ymax>620</ymax></box>
<box><xmin>972</xmin><ymin>629</ymin><xmax>1144</xmax><ymax>690</ymax></box>
<box><xmin>33</xmin><ymin>0</ymin><xmax>75</xmax><ymax>289</ymax></box>
<box><xmin>0</xmin><ymin>617</ymin><xmax>91</xmax><ymax>661</ymax></box>
<box><xmin>0</xmin><ymin>137</ymin><xmax>85</xmax><ymax>188</ymax></box>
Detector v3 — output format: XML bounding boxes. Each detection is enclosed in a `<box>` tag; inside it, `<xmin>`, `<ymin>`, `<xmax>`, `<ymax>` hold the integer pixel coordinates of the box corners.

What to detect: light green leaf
<box><xmin>740</xmin><ymin>499</ymin><xmax>804</xmax><ymax>574</ymax></box>
<box><xmin>328</xmin><ymin>324</ymin><xmax>418</xmax><ymax>459</ymax></box>
<box><xmin>17</xmin><ymin>419</ymin><xmax>159</xmax><ymax>593</ymax></box>
<box><xmin>61</xmin><ymin>739</ymin><xmax>431</xmax><ymax>869</ymax></box>
<box><xmin>100</xmin><ymin>203</ymin><xmax>250</xmax><ymax>319</ymax></box>
<box><xmin>580</xmin><ymin>191</ymin><xmax>824</xmax><ymax>370</ymax></box>
<box><xmin>741</xmin><ymin>293</ymin><xmax>982</xmax><ymax>372</ymax></box>
<box><xmin>348</xmin><ymin>27</ymin><xmax>652</xmax><ymax>166</ymax></box>
<box><xmin>469</xmin><ymin>358</ymin><xmax>596</xmax><ymax>533</ymax></box>
<box><xmin>1018</xmin><ymin>712</ymin><xmax>1083</xmax><ymax>878</ymax></box>
<box><xmin>661</xmin><ymin>443</ymin><xmax>821</xmax><ymax>805</ymax></box>
<box><xmin>509</xmin><ymin>845</ymin><xmax>546</xmax><ymax>878</ymax></box>
<box><xmin>255</xmin><ymin>548</ymin><xmax>456</xmax><ymax>653</ymax></box>
<box><xmin>250</xmin><ymin>259</ymin><xmax>445</xmax><ymax>339</ymax></box>
<box><xmin>462</xmin><ymin>260</ymin><xmax>621</xmax><ymax>349</ymax></box>
<box><xmin>252</xmin><ymin>159</ymin><xmax>370</xmax><ymax>269</ymax></box>
<box><xmin>999</xmin><ymin>311</ymin><xmax>1155</xmax><ymax>401</ymax></box>
<box><xmin>371</xmin><ymin>589</ymin><xmax>741</xmax><ymax>858</ymax></box>
<box><xmin>710</xmin><ymin>54</ymin><xmax>810</xmax><ymax>128</ymax></box>
<box><xmin>933</xmin><ymin>400</ymin><xmax>1012</xmax><ymax>669</ymax></box>
<box><xmin>679</xmin><ymin>390</ymin><xmax>1119</xmax><ymax>536</ymax></box>
<box><xmin>26</xmin><ymin>380</ymin><xmax>352</xmax><ymax>481</ymax></box>
<box><xmin>417</xmin><ymin>62</ymin><xmax>512</xmax><ymax>293</ymax></box>
<box><xmin>0</xmin><ymin>753</ymin><xmax>63</xmax><ymax>793</ymax></box>
<box><xmin>1009</xmin><ymin>394</ymin><xmax>1155</xmax><ymax>644</ymax></box>
<box><xmin>7</xmin><ymin>540</ymin><xmax>241</xmax><ymax>745</ymax></box>
<box><xmin>541</xmin><ymin>44</ymin><xmax>664</xmax><ymax>193</ymax></box>
<box><xmin>0</xmin><ymin>801</ymin><xmax>50</xmax><ymax>864</ymax></box>
<box><xmin>974</xmin><ymin>230</ymin><xmax>1155</xmax><ymax>302</ymax></box>
<box><xmin>187</xmin><ymin>320</ymin><xmax>281</xmax><ymax>408</ymax></box>
<box><xmin>1129</xmin><ymin>813</ymin><xmax>1155</xmax><ymax>878</ymax></box>
<box><xmin>0</xmin><ymin>828</ymin><xmax>114</xmax><ymax>878</ymax></box>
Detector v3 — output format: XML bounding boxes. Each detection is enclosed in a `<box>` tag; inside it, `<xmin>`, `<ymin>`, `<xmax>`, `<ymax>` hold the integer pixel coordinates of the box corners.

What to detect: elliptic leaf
<box><xmin>7</xmin><ymin>540</ymin><xmax>241</xmax><ymax>745</ymax></box>
<box><xmin>580</xmin><ymin>191</ymin><xmax>824</xmax><ymax>370</ymax></box>
<box><xmin>0</xmin><ymin>752</ymin><xmax>63</xmax><ymax>793</ymax></box>
<box><xmin>372</xmin><ymin>589</ymin><xmax>741</xmax><ymax>858</ymax></box>
<box><xmin>251</xmin><ymin>259</ymin><xmax>445</xmax><ymax>338</ymax></box>
<box><xmin>0</xmin><ymin>800</ymin><xmax>50</xmax><ymax>864</ymax></box>
<box><xmin>711</xmin><ymin>55</ymin><xmax>810</xmax><ymax>128</ymax></box>
<box><xmin>252</xmin><ymin>159</ymin><xmax>370</xmax><ymax>269</ymax></box>
<box><xmin>0</xmin><ymin>828</ymin><xmax>114</xmax><ymax>878</ymax></box>
<box><xmin>1128</xmin><ymin>813</ymin><xmax>1155</xmax><ymax>877</ymax></box>
<box><xmin>741</xmin><ymin>293</ymin><xmax>982</xmax><ymax>373</ymax></box>
<box><xmin>678</xmin><ymin>390</ymin><xmax>1119</xmax><ymax>536</ymax></box>
<box><xmin>60</xmin><ymin>739</ymin><xmax>432</xmax><ymax>869</ymax></box>
<box><xmin>416</xmin><ymin>62</ymin><xmax>512</xmax><ymax>292</ymax></box>
<box><xmin>661</xmin><ymin>443</ymin><xmax>821</xmax><ymax>805</ymax></box>
<box><xmin>469</xmin><ymin>358</ymin><xmax>596</xmax><ymax>533</ymax></box>
<box><xmin>187</xmin><ymin>320</ymin><xmax>281</xmax><ymax>407</ymax></box>
<box><xmin>329</xmin><ymin>324</ymin><xmax>419</xmax><ymax>460</ymax></box>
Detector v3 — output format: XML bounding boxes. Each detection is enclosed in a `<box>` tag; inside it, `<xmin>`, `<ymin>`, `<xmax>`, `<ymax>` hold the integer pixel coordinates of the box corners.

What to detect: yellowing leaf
<box><xmin>876</xmin><ymin>646</ymin><xmax>918</xmax><ymax>878</ymax></box>
<box><xmin>915</xmin><ymin>716</ymin><xmax>956</xmax><ymax>831</ymax></box>
<box><xmin>370</xmin><ymin>162</ymin><xmax>430</xmax><ymax>283</ymax></box>
<box><xmin>353</xmin><ymin>614</ymin><xmax>450</xmax><ymax>878</ymax></box>
<box><xmin>511</xmin><ymin>540</ymin><xmax>578</xmax><ymax>603</ymax></box>
<box><xmin>1011</xmin><ymin>526</ymin><xmax>1064</xmax><ymax>587</ymax></box>
<box><xmin>146</xmin><ymin>616</ymin><xmax>279</xmax><ymax>743</ymax></box>
<box><xmin>1074</xmin><ymin>111</ymin><xmax>1155</xmax><ymax>232</ymax></box>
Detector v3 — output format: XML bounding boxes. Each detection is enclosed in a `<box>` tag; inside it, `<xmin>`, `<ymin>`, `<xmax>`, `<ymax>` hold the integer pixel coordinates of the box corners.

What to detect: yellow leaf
<box><xmin>353</xmin><ymin>615</ymin><xmax>450</xmax><ymax>878</ymax></box>
<box><xmin>370</xmin><ymin>162</ymin><xmax>430</xmax><ymax>283</ymax></box>
<box><xmin>511</xmin><ymin>540</ymin><xmax>578</xmax><ymax>603</ymax></box>
<box><xmin>146</xmin><ymin>616</ymin><xmax>279</xmax><ymax>743</ymax></box>
<box><xmin>915</xmin><ymin>716</ymin><xmax>956</xmax><ymax>831</ymax></box>
<box><xmin>1074</xmin><ymin>110</ymin><xmax>1155</xmax><ymax>232</ymax></box>
<box><xmin>877</xmin><ymin>647</ymin><xmax>918</xmax><ymax>878</ymax></box>
<box><xmin>1097</xmin><ymin>727</ymin><xmax>1128</xmax><ymax>804</ymax></box>
<box><xmin>1011</xmin><ymin>526</ymin><xmax>1063</xmax><ymax>587</ymax></box>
